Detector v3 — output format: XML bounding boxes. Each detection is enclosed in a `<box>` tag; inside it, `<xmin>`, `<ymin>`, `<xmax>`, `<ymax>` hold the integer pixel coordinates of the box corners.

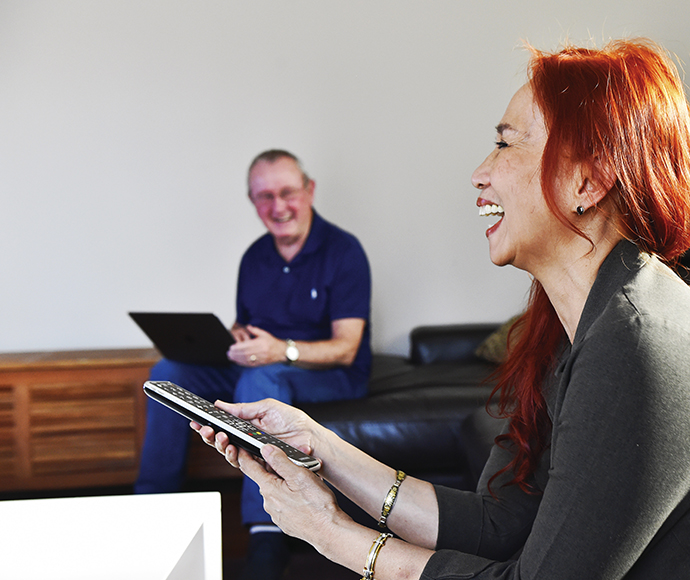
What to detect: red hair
<box><xmin>490</xmin><ymin>39</ymin><xmax>690</xmax><ymax>493</ymax></box>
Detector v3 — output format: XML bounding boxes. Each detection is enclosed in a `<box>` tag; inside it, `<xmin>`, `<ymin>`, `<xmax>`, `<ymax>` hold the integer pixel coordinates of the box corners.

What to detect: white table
<box><xmin>0</xmin><ymin>491</ymin><xmax>222</xmax><ymax>580</ymax></box>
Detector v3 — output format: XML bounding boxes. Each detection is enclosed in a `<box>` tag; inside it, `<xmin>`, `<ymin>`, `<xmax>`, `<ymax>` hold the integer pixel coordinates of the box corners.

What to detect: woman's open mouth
<box><xmin>479</xmin><ymin>203</ymin><xmax>504</xmax><ymax>236</ymax></box>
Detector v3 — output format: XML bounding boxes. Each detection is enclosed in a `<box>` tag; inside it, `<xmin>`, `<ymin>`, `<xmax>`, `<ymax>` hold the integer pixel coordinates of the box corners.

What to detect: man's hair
<box><xmin>247</xmin><ymin>149</ymin><xmax>311</xmax><ymax>195</ymax></box>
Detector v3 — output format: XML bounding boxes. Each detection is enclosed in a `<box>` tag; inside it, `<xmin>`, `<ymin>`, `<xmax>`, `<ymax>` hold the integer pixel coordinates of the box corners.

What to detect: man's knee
<box><xmin>234</xmin><ymin>364</ymin><xmax>293</xmax><ymax>403</ymax></box>
<box><xmin>149</xmin><ymin>359</ymin><xmax>206</xmax><ymax>388</ymax></box>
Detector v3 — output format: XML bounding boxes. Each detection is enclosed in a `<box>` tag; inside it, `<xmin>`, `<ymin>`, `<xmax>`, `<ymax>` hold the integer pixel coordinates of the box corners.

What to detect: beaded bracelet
<box><xmin>378</xmin><ymin>469</ymin><xmax>406</xmax><ymax>529</ymax></box>
<box><xmin>360</xmin><ymin>532</ymin><xmax>392</xmax><ymax>580</ymax></box>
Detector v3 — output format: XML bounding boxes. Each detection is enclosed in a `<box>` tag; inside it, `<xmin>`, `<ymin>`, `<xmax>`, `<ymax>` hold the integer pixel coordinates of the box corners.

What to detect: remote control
<box><xmin>143</xmin><ymin>380</ymin><xmax>320</xmax><ymax>471</ymax></box>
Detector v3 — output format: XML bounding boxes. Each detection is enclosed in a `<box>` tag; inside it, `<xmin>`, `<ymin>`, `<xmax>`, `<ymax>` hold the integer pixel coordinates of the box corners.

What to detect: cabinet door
<box><xmin>29</xmin><ymin>379</ymin><xmax>139</xmax><ymax>479</ymax></box>
<box><xmin>0</xmin><ymin>385</ymin><xmax>17</xmax><ymax>484</ymax></box>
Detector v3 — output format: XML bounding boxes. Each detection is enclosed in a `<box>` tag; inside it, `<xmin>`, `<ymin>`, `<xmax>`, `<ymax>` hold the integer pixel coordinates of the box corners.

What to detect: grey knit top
<box><xmin>423</xmin><ymin>240</ymin><xmax>690</xmax><ymax>579</ymax></box>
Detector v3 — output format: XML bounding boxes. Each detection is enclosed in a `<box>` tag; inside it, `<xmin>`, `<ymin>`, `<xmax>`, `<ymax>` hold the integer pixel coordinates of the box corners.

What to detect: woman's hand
<box><xmin>191</xmin><ymin>398</ymin><xmax>343</xmax><ymax>546</ymax></box>
<box><xmin>190</xmin><ymin>398</ymin><xmax>320</xmax><ymax>469</ymax></box>
<box><xmin>243</xmin><ymin>444</ymin><xmax>436</xmax><ymax>577</ymax></box>
<box><xmin>239</xmin><ymin>444</ymin><xmax>347</xmax><ymax>545</ymax></box>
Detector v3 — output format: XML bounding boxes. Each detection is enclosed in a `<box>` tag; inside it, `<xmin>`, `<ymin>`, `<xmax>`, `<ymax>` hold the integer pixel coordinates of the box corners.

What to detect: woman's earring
<box><xmin>576</xmin><ymin>206</ymin><xmax>585</xmax><ymax>215</ymax></box>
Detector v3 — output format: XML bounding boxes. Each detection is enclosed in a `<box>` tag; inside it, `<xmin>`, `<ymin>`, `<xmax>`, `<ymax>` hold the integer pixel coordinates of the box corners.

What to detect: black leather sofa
<box><xmin>301</xmin><ymin>323</ymin><xmax>508</xmax><ymax>493</ymax></box>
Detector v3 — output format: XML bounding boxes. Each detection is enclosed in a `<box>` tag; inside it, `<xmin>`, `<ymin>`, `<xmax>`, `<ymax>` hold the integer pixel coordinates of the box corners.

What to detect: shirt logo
<box><xmin>311</xmin><ymin>288</ymin><xmax>318</xmax><ymax>300</ymax></box>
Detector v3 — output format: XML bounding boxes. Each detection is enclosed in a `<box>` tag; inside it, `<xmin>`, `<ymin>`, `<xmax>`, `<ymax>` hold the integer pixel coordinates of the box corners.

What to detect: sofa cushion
<box><xmin>369</xmin><ymin>360</ymin><xmax>498</xmax><ymax>395</ymax></box>
<box><xmin>410</xmin><ymin>323</ymin><xmax>500</xmax><ymax>365</ymax></box>
<box><xmin>304</xmin><ymin>384</ymin><xmax>495</xmax><ymax>478</ymax></box>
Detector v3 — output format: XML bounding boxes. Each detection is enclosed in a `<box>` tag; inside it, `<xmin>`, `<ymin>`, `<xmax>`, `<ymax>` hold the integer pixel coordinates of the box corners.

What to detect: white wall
<box><xmin>1</xmin><ymin>1</ymin><xmax>688</xmax><ymax>355</ymax></box>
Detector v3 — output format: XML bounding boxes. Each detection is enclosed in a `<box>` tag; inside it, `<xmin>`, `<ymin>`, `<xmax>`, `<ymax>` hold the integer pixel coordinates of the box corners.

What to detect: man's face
<box><xmin>248</xmin><ymin>157</ymin><xmax>314</xmax><ymax>248</ymax></box>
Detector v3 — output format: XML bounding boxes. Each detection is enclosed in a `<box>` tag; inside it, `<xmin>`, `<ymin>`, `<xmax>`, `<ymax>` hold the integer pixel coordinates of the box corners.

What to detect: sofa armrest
<box><xmin>409</xmin><ymin>323</ymin><xmax>500</xmax><ymax>365</ymax></box>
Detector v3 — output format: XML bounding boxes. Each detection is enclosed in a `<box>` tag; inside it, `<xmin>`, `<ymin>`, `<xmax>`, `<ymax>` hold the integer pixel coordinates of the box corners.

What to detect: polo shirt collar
<box><xmin>290</xmin><ymin>209</ymin><xmax>327</xmax><ymax>262</ymax></box>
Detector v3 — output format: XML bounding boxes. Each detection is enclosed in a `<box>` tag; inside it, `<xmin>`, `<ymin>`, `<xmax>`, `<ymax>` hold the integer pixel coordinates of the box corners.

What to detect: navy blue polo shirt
<box><xmin>235</xmin><ymin>210</ymin><xmax>372</xmax><ymax>387</ymax></box>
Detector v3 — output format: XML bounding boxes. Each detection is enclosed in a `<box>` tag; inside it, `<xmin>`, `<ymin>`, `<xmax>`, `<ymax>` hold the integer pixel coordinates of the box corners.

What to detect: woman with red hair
<box><xmin>194</xmin><ymin>39</ymin><xmax>690</xmax><ymax>579</ymax></box>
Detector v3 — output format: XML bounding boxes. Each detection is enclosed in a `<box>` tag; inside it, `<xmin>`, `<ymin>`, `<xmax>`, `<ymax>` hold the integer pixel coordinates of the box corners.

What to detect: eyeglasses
<box><xmin>251</xmin><ymin>187</ymin><xmax>305</xmax><ymax>207</ymax></box>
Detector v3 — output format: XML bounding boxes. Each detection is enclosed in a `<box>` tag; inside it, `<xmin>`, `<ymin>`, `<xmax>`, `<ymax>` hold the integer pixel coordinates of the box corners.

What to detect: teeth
<box><xmin>479</xmin><ymin>204</ymin><xmax>504</xmax><ymax>217</ymax></box>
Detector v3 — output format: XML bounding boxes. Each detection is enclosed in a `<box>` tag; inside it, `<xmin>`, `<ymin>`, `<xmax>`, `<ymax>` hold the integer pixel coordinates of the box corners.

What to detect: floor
<box><xmin>223</xmin><ymin>544</ymin><xmax>360</xmax><ymax>580</ymax></box>
<box><xmin>0</xmin><ymin>477</ymin><xmax>359</xmax><ymax>580</ymax></box>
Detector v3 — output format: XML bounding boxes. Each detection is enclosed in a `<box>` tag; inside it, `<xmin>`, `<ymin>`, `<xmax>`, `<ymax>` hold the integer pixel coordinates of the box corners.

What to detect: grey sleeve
<box><xmin>433</xmin><ymin>440</ymin><xmax>543</xmax><ymax>559</ymax></box>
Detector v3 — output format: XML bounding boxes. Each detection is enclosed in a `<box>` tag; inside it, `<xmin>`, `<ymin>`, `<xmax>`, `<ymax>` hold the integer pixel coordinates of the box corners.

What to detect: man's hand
<box><xmin>230</xmin><ymin>323</ymin><xmax>254</xmax><ymax>343</ymax></box>
<box><xmin>228</xmin><ymin>325</ymin><xmax>284</xmax><ymax>367</ymax></box>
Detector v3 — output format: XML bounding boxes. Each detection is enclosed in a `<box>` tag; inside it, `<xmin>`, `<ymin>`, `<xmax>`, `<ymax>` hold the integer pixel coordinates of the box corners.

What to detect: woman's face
<box><xmin>472</xmin><ymin>85</ymin><xmax>570</xmax><ymax>273</ymax></box>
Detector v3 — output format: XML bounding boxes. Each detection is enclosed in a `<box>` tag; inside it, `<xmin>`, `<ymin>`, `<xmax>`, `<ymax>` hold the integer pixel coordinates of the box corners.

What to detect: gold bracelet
<box><xmin>360</xmin><ymin>532</ymin><xmax>392</xmax><ymax>580</ymax></box>
<box><xmin>378</xmin><ymin>469</ymin><xmax>406</xmax><ymax>529</ymax></box>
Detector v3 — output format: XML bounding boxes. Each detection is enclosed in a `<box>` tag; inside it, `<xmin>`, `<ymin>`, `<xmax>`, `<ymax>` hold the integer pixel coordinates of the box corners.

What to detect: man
<box><xmin>135</xmin><ymin>149</ymin><xmax>371</xmax><ymax>579</ymax></box>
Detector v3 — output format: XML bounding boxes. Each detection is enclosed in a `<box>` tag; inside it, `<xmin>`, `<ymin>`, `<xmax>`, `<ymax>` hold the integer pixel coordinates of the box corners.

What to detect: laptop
<box><xmin>129</xmin><ymin>312</ymin><xmax>235</xmax><ymax>366</ymax></box>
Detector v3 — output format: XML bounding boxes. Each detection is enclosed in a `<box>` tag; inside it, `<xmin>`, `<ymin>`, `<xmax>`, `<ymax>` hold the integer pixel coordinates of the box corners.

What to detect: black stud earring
<box><xmin>576</xmin><ymin>206</ymin><xmax>585</xmax><ymax>215</ymax></box>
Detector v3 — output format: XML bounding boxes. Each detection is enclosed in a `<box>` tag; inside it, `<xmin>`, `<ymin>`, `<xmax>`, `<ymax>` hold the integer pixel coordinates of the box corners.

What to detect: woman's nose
<box><xmin>471</xmin><ymin>154</ymin><xmax>492</xmax><ymax>190</ymax></box>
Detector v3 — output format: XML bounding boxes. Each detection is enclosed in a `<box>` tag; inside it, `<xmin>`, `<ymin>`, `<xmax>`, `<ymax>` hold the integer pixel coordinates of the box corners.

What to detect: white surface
<box><xmin>0</xmin><ymin>492</ymin><xmax>222</xmax><ymax>580</ymax></box>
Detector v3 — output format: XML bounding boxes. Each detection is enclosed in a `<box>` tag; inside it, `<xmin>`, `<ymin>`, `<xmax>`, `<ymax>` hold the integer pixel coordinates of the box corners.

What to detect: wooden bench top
<box><xmin>0</xmin><ymin>348</ymin><xmax>160</xmax><ymax>372</ymax></box>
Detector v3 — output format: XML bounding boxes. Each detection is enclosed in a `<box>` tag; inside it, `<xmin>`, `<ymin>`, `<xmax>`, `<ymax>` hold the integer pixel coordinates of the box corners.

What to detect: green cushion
<box><xmin>474</xmin><ymin>315</ymin><xmax>521</xmax><ymax>364</ymax></box>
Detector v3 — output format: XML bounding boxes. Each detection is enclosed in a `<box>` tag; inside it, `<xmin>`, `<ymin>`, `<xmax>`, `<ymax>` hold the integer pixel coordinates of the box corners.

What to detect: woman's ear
<box><xmin>576</xmin><ymin>158</ymin><xmax>616</xmax><ymax>211</ymax></box>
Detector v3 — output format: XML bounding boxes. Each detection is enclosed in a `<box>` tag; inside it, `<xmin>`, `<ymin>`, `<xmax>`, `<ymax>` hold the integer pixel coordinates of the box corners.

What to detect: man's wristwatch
<box><xmin>285</xmin><ymin>339</ymin><xmax>299</xmax><ymax>363</ymax></box>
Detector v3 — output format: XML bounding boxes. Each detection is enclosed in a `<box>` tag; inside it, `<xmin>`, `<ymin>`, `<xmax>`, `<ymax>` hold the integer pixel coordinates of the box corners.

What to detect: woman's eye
<box><xmin>495</xmin><ymin>140</ymin><xmax>508</xmax><ymax>150</ymax></box>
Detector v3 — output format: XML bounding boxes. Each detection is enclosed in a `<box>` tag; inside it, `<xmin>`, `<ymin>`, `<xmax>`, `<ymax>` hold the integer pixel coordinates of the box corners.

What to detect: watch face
<box><xmin>286</xmin><ymin>343</ymin><xmax>299</xmax><ymax>362</ymax></box>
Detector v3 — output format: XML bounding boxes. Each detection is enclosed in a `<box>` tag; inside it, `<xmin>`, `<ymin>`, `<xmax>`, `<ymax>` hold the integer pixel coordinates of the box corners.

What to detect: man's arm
<box><xmin>283</xmin><ymin>317</ymin><xmax>365</xmax><ymax>368</ymax></box>
<box><xmin>228</xmin><ymin>318</ymin><xmax>365</xmax><ymax>368</ymax></box>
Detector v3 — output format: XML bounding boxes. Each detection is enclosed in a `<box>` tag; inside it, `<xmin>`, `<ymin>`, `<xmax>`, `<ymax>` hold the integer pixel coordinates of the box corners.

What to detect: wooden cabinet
<box><xmin>0</xmin><ymin>349</ymin><xmax>159</xmax><ymax>492</ymax></box>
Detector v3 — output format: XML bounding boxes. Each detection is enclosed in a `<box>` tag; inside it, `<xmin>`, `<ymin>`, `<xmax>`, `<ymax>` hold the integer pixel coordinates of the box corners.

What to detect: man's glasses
<box><xmin>251</xmin><ymin>187</ymin><xmax>305</xmax><ymax>207</ymax></box>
